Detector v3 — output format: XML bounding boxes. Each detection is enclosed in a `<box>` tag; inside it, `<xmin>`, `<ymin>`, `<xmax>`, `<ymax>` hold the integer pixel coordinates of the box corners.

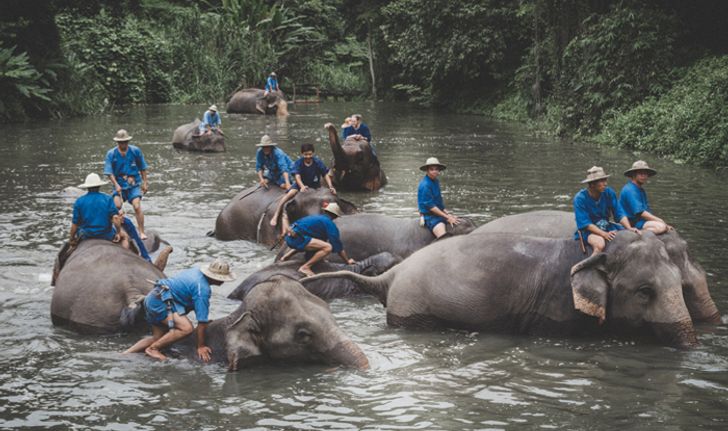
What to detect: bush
<box><xmin>0</xmin><ymin>44</ymin><xmax>52</xmax><ymax>121</ymax></box>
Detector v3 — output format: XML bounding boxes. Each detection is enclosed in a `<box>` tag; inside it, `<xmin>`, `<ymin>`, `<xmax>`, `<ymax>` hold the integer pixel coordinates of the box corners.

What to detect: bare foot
<box><xmin>140</xmin><ymin>232</ymin><xmax>148</xmax><ymax>240</ymax></box>
<box><xmin>270</xmin><ymin>217</ymin><xmax>278</xmax><ymax>227</ymax></box>
<box><xmin>297</xmin><ymin>266</ymin><xmax>315</xmax><ymax>277</ymax></box>
<box><xmin>145</xmin><ymin>347</ymin><xmax>167</xmax><ymax>361</ymax></box>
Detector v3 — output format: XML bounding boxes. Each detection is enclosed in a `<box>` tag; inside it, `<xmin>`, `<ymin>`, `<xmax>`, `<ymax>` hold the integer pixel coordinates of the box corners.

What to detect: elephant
<box><xmin>172</xmin><ymin>119</ymin><xmax>225</xmax><ymax>152</ymax></box>
<box><xmin>275</xmin><ymin>213</ymin><xmax>477</xmax><ymax>262</ymax></box>
<box><xmin>228</xmin><ymin>251</ymin><xmax>401</xmax><ymax>301</ymax></box>
<box><xmin>226</xmin><ymin>89</ymin><xmax>288</xmax><ymax>116</ymax></box>
<box><xmin>303</xmin><ymin>231</ymin><xmax>700</xmax><ymax>349</ymax></box>
<box><xmin>212</xmin><ymin>185</ymin><xmax>357</xmax><ymax>246</ymax></box>
<box><xmin>324</xmin><ymin>123</ymin><xmax>386</xmax><ymax>192</ymax></box>
<box><xmin>474</xmin><ymin>210</ymin><xmax>720</xmax><ymax>323</ymax></box>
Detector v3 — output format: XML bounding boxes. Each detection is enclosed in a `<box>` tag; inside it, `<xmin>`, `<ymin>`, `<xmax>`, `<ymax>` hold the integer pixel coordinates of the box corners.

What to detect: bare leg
<box><xmin>124</xmin><ymin>325</ymin><xmax>166</xmax><ymax>354</ymax></box>
<box><xmin>298</xmin><ymin>239</ymin><xmax>332</xmax><ymax>276</ymax></box>
<box><xmin>119</xmin><ymin>230</ymin><xmax>130</xmax><ymax>249</ymax></box>
<box><xmin>131</xmin><ymin>197</ymin><xmax>146</xmax><ymax>239</ymax></box>
<box><xmin>113</xmin><ymin>195</ymin><xmax>123</xmax><ymax>210</ymax></box>
<box><xmin>154</xmin><ymin>246</ymin><xmax>174</xmax><ymax>271</ymax></box>
<box><xmin>271</xmin><ymin>189</ymin><xmax>298</xmax><ymax>227</ymax></box>
<box><xmin>279</xmin><ymin>248</ymin><xmax>298</xmax><ymax>262</ymax></box>
<box><xmin>587</xmin><ymin>235</ymin><xmax>606</xmax><ymax>256</ymax></box>
<box><xmin>432</xmin><ymin>222</ymin><xmax>447</xmax><ymax>239</ymax></box>
<box><xmin>642</xmin><ymin>221</ymin><xmax>667</xmax><ymax>234</ymax></box>
<box><xmin>145</xmin><ymin>314</ymin><xmax>194</xmax><ymax>361</ymax></box>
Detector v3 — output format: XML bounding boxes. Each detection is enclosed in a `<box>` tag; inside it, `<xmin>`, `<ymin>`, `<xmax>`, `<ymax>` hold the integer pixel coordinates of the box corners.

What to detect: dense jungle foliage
<box><xmin>1</xmin><ymin>0</ymin><xmax>727</xmax><ymax>165</ymax></box>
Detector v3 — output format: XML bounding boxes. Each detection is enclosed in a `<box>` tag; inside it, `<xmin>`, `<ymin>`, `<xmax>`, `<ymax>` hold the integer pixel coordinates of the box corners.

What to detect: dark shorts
<box><xmin>290</xmin><ymin>182</ymin><xmax>321</xmax><ymax>191</ymax></box>
<box><xmin>423</xmin><ymin>214</ymin><xmax>446</xmax><ymax>232</ymax></box>
<box><xmin>265</xmin><ymin>173</ymin><xmax>289</xmax><ymax>187</ymax></box>
<box><xmin>79</xmin><ymin>226</ymin><xmax>117</xmax><ymax>241</ymax></box>
<box><xmin>143</xmin><ymin>293</ymin><xmax>168</xmax><ymax>326</ymax></box>
<box><xmin>576</xmin><ymin>224</ymin><xmax>624</xmax><ymax>241</ymax></box>
<box><xmin>113</xmin><ymin>185</ymin><xmax>143</xmax><ymax>203</ymax></box>
<box><xmin>285</xmin><ymin>233</ymin><xmax>312</xmax><ymax>251</ymax></box>
<box><xmin>633</xmin><ymin>219</ymin><xmax>646</xmax><ymax>229</ymax></box>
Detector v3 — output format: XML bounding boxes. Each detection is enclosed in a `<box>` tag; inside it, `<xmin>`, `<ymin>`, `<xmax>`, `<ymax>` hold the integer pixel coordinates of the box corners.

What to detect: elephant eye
<box><xmin>637</xmin><ymin>286</ymin><xmax>654</xmax><ymax>299</ymax></box>
<box><xmin>295</xmin><ymin>328</ymin><xmax>312</xmax><ymax>343</ymax></box>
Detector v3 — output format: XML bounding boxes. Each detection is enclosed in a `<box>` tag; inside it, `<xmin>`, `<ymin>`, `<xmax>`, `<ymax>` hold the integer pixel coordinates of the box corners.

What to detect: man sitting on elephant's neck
<box><xmin>69</xmin><ymin>173</ymin><xmax>129</xmax><ymax>249</ymax></box>
<box><xmin>124</xmin><ymin>259</ymin><xmax>236</xmax><ymax>362</ymax></box>
<box><xmin>574</xmin><ymin>166</ymin><xmax>640</xmax><ymax>256</ymax></box>
<box><xmin>417</xmin><ymin>157</ymin><xmax>461</xmax><ymax>240</ymax></box>
<box><xmin>619</xmin><ymin>160</ymin><xmax>672</xmax><ymax>235</ymax></box>
<box><xmin>280</xmin><ymin>203</ymin><xmax>355</xmax><ymax>277</ymax></box>
<box><xmin>255</xmin><ymin>135</ymin><xmax>293</xmax><ymax>190</ymax></box>
<box><xmin>198</xmin><ymin>104</ymin><xmax>222</xmax><ymax>136</ymax></box>
<box><xmin>263</xmin><ymin>71</ymin><xmax>280</xmax><ymax>96</ymax></box>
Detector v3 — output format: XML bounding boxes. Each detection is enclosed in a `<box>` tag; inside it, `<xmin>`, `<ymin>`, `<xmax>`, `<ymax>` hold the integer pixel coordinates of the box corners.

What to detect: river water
<box><xmin>1</xmin><ymin>102</ymin><xmax>727</xmax><ymax>429</ymax></box>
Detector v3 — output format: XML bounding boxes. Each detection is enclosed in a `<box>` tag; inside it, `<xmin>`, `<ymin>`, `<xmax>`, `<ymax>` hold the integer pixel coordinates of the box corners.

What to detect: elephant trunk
<box><xmin>323</xmin><ymin>339</ymin><xmax>369</xmax><ymax>369</ymax></box>
<box><xmin>651</xmin><ymin>319</ymin><xmax>699</xmax><ymax>349</ymax></box>
<box><xmin>683</xmin><ymin>268</ymin><xmax>720</xmax><ymax>323</ymax></box>
<box><xmin>325</xmin><ymin>124</ymin><xmax>347</xmax><ymax>170</ymax></box>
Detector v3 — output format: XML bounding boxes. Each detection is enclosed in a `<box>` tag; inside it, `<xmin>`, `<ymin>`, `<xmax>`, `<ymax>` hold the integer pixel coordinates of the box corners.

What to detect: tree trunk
<box><xmin>367</xmin><ymin>21</ymin><xmax>377</xmax><ymax>99</ymax></box>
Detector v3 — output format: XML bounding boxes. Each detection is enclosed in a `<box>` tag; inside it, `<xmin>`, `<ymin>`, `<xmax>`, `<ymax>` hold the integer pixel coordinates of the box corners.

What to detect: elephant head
<box><xmin>224</xmin><ymin>276</ymin><xmax>369</xmax><ymax>370</ymax></box>
<box><xmin>283</xmin><ymin>188</ymin><xmax>357</xmax><ymax>223</ymax></box>
<box><xmin>571</xmin><ymin>231</ymin><xmax>698</xmax><ymax>348</ymax></box>
<box><xmin>324</xmin><ymin>123</ymin><xmax>386</xmax><ymax>191</ymax></box>
<box><xmin>256</xmin><ymin>91</ymin><xmax>288</xmax><ymax>116</ymax></box>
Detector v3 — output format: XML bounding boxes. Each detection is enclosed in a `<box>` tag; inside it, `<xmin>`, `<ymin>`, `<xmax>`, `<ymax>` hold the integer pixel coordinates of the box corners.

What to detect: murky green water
<box><xmin>1</xmin><ymin>102</ymin><xmax>727</xmax><ymax>429</ymax></box>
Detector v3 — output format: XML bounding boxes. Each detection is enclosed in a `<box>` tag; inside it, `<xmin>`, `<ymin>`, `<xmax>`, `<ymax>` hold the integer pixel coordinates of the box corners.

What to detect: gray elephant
<box><xmin>474</xmin><ymin>210</ymin><xmax>720</xmax><ymax>324</ymax></box>
<box><xmin>324</xmin><ymin>123</ymin><xmax>386</xmax><ymax>191</ymax></box>
<box><xmin>172</xmin><ymin>120</ymin><xmax>225</xmax><ymax>152</ymax></box>
<box><xmin>212</xmin><ymin>185</ymin><xmax>357</xmax><ymax>246</ymax></box>
<box><xmin>228</xmin><ymin>252</ymin><xmax>401</xmax><ymax>301</ymax></box>
<box><xmin>275</xmin><ymin>213</ymin><xmax>477</xmax><ymax>262</ymax></box>
<box><xmin>303</xmin><ymin>231</ymin><xmax>699</xmax><ymax>349</ymax></box>
<box><xmin>226</xmin><ymin>89</ymin><xmax>288</xmax><ymax>116</ymax></box>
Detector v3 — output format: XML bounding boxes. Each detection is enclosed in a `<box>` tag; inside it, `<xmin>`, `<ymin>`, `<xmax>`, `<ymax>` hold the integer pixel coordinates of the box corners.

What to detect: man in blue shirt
<box><xmin>280</xmin><ymin>203</ymin><xmax>355</xmax><ymax>277</ymax></box>
<box><xmin>574</xmin><ymin>166</ymin><xmax>639</xmax><ymax>256</ymax></box>
<box><xmin>620</xmin><ymin>160</ymin><xmax>670</xmax><ymax>234</ymax></box>
<box><xmin>417</xmin><ymin>157</ymin><xmax>461</xmax><ymax>239</ymax></box>
<box><xmin>342</xmin><ymin>114</ymin><xmax>372</xmax><ymax>143</ymax></box>
<box><xmin>264</xmin><ymin>72</ymin><xmax>280</xmax><ymax>96</ymax></box>
<box><xmin>255</xmin><ymin>135</ymin><xmax>292</xmax><ymax>189</ymax></box>
<box><xmin>270</xmin><ymin>143</ymin><xmax>336</xmax><ymax>233</ymax></box>
<box><xmin>69</xmin><ymin>173</ymin><xmax>128</xmax><ymax>248</ymax></box>
<box><xmin>104</xmin><ymin>129</ymin><xmax>150</xmax><ymax>239</ymax></box>
<box><xmin>198</xmin><ymin>104</ymin><xmax>222</xmax><ymax>135</ymax></box>
<box><xmin>124</xmin><ymin>259</ymin><xmax>236</xmax><ymax>362</ymax></box>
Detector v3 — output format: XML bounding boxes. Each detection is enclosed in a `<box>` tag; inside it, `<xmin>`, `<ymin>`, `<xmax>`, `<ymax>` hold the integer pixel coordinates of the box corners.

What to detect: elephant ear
<box><xmin>570</xmin><ymin>253</ymin><xmax>609</xmax><ymax>321</ymax></box>
<box><xmin>226</xmin><ymin>311</ymin><xmax>262</xmax><ymax>367</ymax></box>
<box><xmin>255</xmin><ymin>99</ymin><xmax>266</xmax><ymax>114</ymax></box>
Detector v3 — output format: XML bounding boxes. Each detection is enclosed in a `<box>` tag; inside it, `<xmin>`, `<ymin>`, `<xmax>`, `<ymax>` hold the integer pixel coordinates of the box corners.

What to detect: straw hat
<box><xmin>201</xmin><ymin>259</ymin><xmax>236</xmax><ymax>282</ymax></box>
<box><xmin>624</xmin><ymin>160</ymin><xmax>657</xmax><ymax>177</ymax></box>
<box><xmin>581</xmin><ymin>166</ymin><xmax>611</xmax><ymax>184</ymax></box>
<box><xmin>270</xmin><ymin>72</ymin><xmax>277</xmax><ymax>77</ymax></box>
<box><xmin>256</xmin><ymin>135</ymin><xmax>277</xmax><ymax>147</ymax></box>
<box><xmin>419</xmin><ymin>157</ymin><xmax>447</xmax><ymax>171</ymax></box>
<box><xmin>208</xmin><ymin>104</ymin><xmax>218</xmax><ymax>112</ymax></box>
<box><xmin>323</xmin><ymin>202</ymin><xmax>343</xmax><ymax>217</ymax></box>
<box><xmin>113</xmin><ymin>129</ymin><xmax>132</xmax><ymax>142</ymax></box>
<box><xmin>78</xmin><ymin>173</ymin><xmax>109</xmax><ymax>189</ymax></box>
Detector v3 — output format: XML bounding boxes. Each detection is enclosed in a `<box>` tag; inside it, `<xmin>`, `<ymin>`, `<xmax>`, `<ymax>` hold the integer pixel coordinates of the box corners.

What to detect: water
<box><xmin>1</xmin><ymin>102</ymin><xmax>727</xmax><ymax>429</ymax></box>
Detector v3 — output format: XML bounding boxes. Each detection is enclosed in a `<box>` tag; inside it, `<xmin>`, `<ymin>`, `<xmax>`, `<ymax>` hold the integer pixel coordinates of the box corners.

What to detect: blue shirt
<box><xmin>291</xmin><ymin>157</ymin><xmax>329</xmax><ymax>188</ymax></box>
<box><xmin>103</xmin><ymin>145</ymin><xmax>148</xmax><ymax>189</ymax></box>
<box><xmin>342</xmin><ymin>123</ymin><xmax>372</xmax><ymax>143</ymax></box>
<box><xmin>201</xmin><ymin>110</ymin><xmax>221</xmax><ymax>129</ymax></box>
<box><xmin>418</xmin><ymin>175</ymin><xmax>445</xmax><ymax>215</ymax></box>
<box><xmin>573</xmin><ymin>187</ymin><xmax>627</xmax><ymax>232</ymax></box>
<box><xmin>619</xmin><ymin>181</ymin><xmax>651</xmax><ymax>226</ymax></box>
<box><xmin>72</xmin><ymin>191</ymin><xmax>118</xmax><ymax>238</ymax></box>
<box><xmin>156</xmin><ymin>268</ymin><xmax>212</xmax><ymax>323</ymax></box>
<box><xmin>256</xmin><ymin>147</ymin><xmax>292</xmax><ymax>179</ymax></box>
<box><xmin>291</xmin><ymin>214</ymin><xmax>344</xmax><ymax>253</ymax></box>
<box><xmin>265</xmin><ymin>77</ymin><xmax>278</xmax><ymax>92</ymax></box>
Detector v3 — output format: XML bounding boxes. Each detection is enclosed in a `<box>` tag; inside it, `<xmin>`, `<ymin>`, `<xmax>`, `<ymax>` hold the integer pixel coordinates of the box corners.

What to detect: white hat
<box><xmin>208</xmin><ymin>104</ymin><xmax>218</xmax><ymax>112</ymax></box>
<box><xmin>113</xmin><ymin>129</ymin><xmax>133</xmax><ymax>142</ymax></box>
<box><xmin>256</xmin><ymin>135</ymin><xmax>277</xmax><ymax>147</ymax></box>
<box><xmin>323</xmin><ymin>202</ymin><xmax>343</xmax><ymax>217</ymax></box>
<box><xmin>78</xmin><ymin>173</ymin><xmax>109</xmax><ymax>189</ymax></box>
<box><xmin>624</xmin><ymin>160</ymin><xmax>657</xmax><ymax>177</ymax></box>
<box><xmin>581</xmin><ymin>166</ymin><xmax>611</xmax><ymax>184</ymax></box>
<box><xmin>201</xmin><ymin>259</ymin><xmax>236</xmax><ymax>282</ymax></box>
<box><xmin>419</xmin><ymin>157</ymin><xmax>447</xmax><ymax>171</ymax></box>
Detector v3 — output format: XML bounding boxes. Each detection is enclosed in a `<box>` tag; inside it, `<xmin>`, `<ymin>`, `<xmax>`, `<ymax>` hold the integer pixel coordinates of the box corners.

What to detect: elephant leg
<box><xmin>154</xmin><ymin>246</ymin><xmax>174</xmax><ymax>272</ymax></box>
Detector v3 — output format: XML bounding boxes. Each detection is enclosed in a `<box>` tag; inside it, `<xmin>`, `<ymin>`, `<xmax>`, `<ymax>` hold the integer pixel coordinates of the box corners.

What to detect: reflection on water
<box><xmin>1</xmin><ymin>102</ymin><xmax>727</xmax><ymax>429</ymax></box>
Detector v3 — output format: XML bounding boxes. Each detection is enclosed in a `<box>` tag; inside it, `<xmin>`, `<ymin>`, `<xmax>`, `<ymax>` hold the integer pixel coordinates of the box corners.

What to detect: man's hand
<box><xmin>329</xmin><ymin>187</ymin><xmax>336</xmax><ymax>195</ymax></box>
<box><xmin>115</xmin><ymin>184</ymin><xmax>122</xmax><ymax>195</ymax></box>
<box><xmin>300</xmin><ymin>185</ymin><xmax>309</xmax><ymax>192</ymax></box>
<box><xmin>141</xmin><ymin>181</ymin><xmax>148</xmax><ymax>194</ymax></box>
<box><xmin>628</xmin><ymin>227</ymin><xmax>641</xmax><ymax>235</ymax></box>
<box><xmin>445</xmin><ymin>214</ymin><xmax>460</xmax><ymax>226</ymax></box>
<box><xmin>602</xmin><ymin>230</ymin><xmax>617</xmax><ymax>241</ymax></box>
<box><xmin>259</xmin><ymin>178</ymin><xmax>269</xmax><ymax>189</ymax></box>
<box><xmin>197</xmin><ymin>345</ymin><xmax>212</xmax><ymax>362</ymax></box>
<box><xmin>112</xmin><ymin>233</ymin><xmax>121</xmax><ymax>243</ymax></box>
<box><xmin>346</xmin><ymin>258</ymin><xmax>355</xmax><ymax>265</ymax></box>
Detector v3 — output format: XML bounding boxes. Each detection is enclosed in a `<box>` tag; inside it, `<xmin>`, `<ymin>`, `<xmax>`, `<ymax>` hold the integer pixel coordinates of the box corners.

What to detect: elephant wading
<box><xmin>228</xmin><ymin>252</ymin><xmax>401</xmax><ymax>301</ymax></box>
<box><xmin>275</xmin><ymin>213</ymin><xmax>476</xmax><ymax>262</ymax></box>
<box><xmin>212</xmin><ymin>185</ymin><xmax>356</xmax><ymax>246</ymax></box>
<box><xmin>324</xmin><ymin>123</ymin><xmax>386</xmax><ymax>192</ymax></box>
<box><xmin>474</xmin><ymin>210</ymin><xmax>720</xmax><ymax>324</ymax></box>
<box><xmin>303</xmin><ymin>231</ymin><xmax>699</xmax><ymax>349</ymax></box>
<box><xmin>226</xmin><ymin>89</ymin><xmax>288</xmax><ymax>116</ymax></box>
<box><xmin>172</xmin><ymin>120</ymin><xmax>225</xmax><ymax>152</ymax></box>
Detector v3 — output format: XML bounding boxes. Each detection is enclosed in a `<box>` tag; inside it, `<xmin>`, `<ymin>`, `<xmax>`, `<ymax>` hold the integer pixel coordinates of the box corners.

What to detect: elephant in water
<box><xmin>228</xmin><ymin>252</ymin><xmax>401</xmax><ymax>301</ymax></box>
<box><xmin>172</xmin><ymin>120</ymin><xmax>225</xmax><ymax>152</ymax></box>
<box><xmin>474</xmin><ymin>210</ymin><xmax>720</xmax><ymax>324</ymax></box>
<box><xmin>212</xmin><ymin>186</ymin><xmax>357</xmax><ymax>246</ymax></box>
<box><xmin>324</xmin><ymin>123</ymin><xmax>386</xmax><ymax>192</ymax></box>
<box><xmin>226</xmin><ymin>89</ymin><xmax>288</xmax><ymax>116</ymax></box>
<box><xmin>303</xmin><ymin>231</ymin><xmax>700</xmax><ymax>349</ymax></box>
<box><xmin>275</xmin><ymin>213</ymin><xmax>477</xmax><ymax>262</ymax></box>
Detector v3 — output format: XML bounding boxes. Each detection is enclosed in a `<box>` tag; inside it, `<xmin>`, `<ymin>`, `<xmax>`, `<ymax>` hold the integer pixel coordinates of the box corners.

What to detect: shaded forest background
<box><xmin>1</xmin><ymin>0</ymin><xmax>727</xmax><ymax>165</ymax></box>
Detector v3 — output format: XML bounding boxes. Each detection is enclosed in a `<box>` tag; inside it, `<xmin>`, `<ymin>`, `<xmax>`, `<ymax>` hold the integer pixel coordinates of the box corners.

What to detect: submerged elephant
<box><xmin>474</xmin><ymin>210</ymin><xmax>720</xmax><ymax>323</ymax></box>
<box><xmin>275</xmin><ymin>213</ymin><xmax>476</xmax><ymax>262</ymax></box>
<box><xmin>304</xmin><ymin>231</ymin><xmax>699</xmax><ymax>349</ymax></box>
<box><xmin>226</xmin><ymin>89</ymin><xmax>288</xmax><ymax>116</ymax></box>
<box><xmin>324</xmin><ymin>123</ymin><xmax>386</xmax><ymax>192</ymax></box>
<box><xmin>212</xmin><ymin>185</ymin><xmax>357</xmax><ymax>246</ymax></box>
<box><xmin>228</xmin><ymin>252</ymin><xmax>400</xmax><ymax>301</ymax></box>
<box><xmin>172</xmin><ymin>120</ymin><xmax>225</xmax><ymax>152</ymax></box>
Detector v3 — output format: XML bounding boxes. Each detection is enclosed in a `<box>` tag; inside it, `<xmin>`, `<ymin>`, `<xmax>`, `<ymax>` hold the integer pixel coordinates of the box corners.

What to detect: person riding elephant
<box><xmin>620</xmin><ymin>160</ymin><xmax>671</xmax><ymax>234</ymax></box>
<box><xmin>198</xmin><ymin>104</ymin><xmax>222</xmax><ymax>135</ymax></box>
<box><xmin>418</xmin><ymin>157</ymin><xmax>462</xmax><ymax>239</ymax></box>
<box><xmin>302</xmin><ymin>230</ymin><xmax>700</xmax><ymax>349</ymax></box>
<box><xmin>264</xmin><ymin>71</ymin><xmax>280</xmax><ymax>95</ymax></box>
<box><xmin>255</xmin><ymin>135</ymin><xmax>293</xmax><ymax>190</ymax></box>
<box><xmin>324</xmin><ymin>123</ymin><xmax>386</xmax><ymax>192</ymax></box>
<box><xmin>227</xmin><ymin>88</ymin><xmax>288</xmax><ymax>116</ymax></box>
<box><xmin>172</xmin><ymin>119</ymin><xmax>226</xmax><ymax>153</ymax></box>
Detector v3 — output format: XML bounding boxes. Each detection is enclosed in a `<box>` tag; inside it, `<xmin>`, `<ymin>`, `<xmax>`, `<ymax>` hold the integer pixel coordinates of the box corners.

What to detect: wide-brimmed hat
<box><xmin>256</xmin><ymin>135</ymin><xmax>277</xmax><ymax>147</ymax></box>
<box><xmin>113</xmin><ymin>129</ymin><xmax>132</xmax><ymax>142</ymax></box>
<box><xmin>323</xmin><ymin>202</ymin><xmax>343</xmax><ymax>217</ymax></box>
<box><xmin>624</xmin><ymin>160</ymin><xmax>657</xmax><ymax>177</ymax></box>
<box><xmin>201</xmin><ymin>259</ymin><xmax>236</xmax><ymax>282</ymax></box>
<box><xmin>208</xmin><ymin>104</ymin><xmax>218</xmax><ymax>112</ymax></box>
<box><xmin>270</xmin><ymin>72</ymin><xmax>277</xmax><ymax>77</ymax></box>
<box><xmin>419</xmin><ymin>157</ymin><xmax>447</xmax><ymax>171</ymax></box>
<box><xmin>78</xmin><ymin>173</ymin><xmax>109</xmax><ymax>189</ymax></box>
<box><xmin>581</xmin><ymin>166</ymin><xmax>611</xmax><ymax>184</ymax></box>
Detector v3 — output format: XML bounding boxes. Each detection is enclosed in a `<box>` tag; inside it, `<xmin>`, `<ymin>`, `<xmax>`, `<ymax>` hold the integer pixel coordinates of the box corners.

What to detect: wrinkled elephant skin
<box><xmin>324</xmin><ymin>123</ymin><xmax>386</xmax><ymax>191</ymax></box>
<box><xmin>226</xmin><ymin>89</ymin><xmax>288</xmax><ymax>116</ymax></box>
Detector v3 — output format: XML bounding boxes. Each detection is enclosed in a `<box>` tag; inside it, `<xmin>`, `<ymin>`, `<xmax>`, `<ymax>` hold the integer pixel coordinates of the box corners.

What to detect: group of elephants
<box><xmin>50</xmin><ymin>93</ymin><xmax>720</xmax><ymax>372</ymax></box>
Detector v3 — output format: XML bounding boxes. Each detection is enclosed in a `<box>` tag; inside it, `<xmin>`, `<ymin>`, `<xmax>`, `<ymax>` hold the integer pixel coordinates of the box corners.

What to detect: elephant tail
<box><xmin>119</xmin><ymin>295</ymin><xmax>146</xmax><ymax>330</ymax></box>
<box><xmin>301</xmin><ymin>270</ymin><xmax>395</xmax><ymax>306</ymax></box>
